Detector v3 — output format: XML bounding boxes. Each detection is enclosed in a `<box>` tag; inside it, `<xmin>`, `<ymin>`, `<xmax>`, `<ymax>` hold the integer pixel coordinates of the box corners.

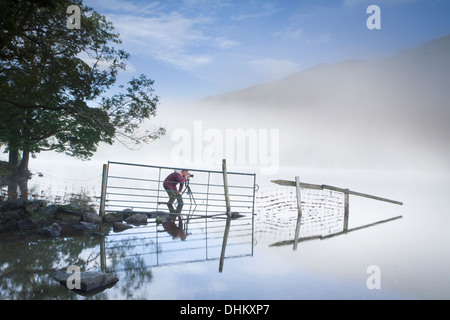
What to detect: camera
<box><xmin>189</xmin><ymin>174</ymin><xmax>194</xmax><ymax>178</ymax></box>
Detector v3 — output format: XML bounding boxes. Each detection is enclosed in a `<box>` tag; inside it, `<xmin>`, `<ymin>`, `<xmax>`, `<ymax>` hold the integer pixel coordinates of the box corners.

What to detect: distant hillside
<box><xmin>202</xmin><ymin>35</ymin><xmax>450</xmax><ymax>109</ymax></box>
<box><xmin>195</xmin><ymin>35</ymin><xmax>450</xmax><ymax>171</ymax></box>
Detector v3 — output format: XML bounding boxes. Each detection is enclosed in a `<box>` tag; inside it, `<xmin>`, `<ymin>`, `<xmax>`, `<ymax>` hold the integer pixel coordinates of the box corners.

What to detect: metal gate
<box><xmin>97</xmin><ymin>161</ymin><xmax>256</xmax><ymax>271</ymax></box>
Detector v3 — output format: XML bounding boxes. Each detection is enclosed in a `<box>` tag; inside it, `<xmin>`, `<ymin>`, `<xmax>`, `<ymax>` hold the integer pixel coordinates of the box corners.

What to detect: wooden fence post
<box><xmin>99</xmin><ymin>163</ymin><xmax>108</xmax><ymax>217</ymax></box>
<box><xmin>293</xmin><ymin>176</ymin><xmax>302</xmax><ymax>251</ymax></box>
<box><xmin>222</xmin><ymin>159</ymin><xmax>231</xmax><ymax>218</ymax></box>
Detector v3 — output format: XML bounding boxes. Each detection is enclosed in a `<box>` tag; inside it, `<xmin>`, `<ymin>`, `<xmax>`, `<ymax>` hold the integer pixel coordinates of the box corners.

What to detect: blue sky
<box><xmin>84</xmin><ymin>0</ymin><xmax>450</xmax><ymax>101</ymax></box>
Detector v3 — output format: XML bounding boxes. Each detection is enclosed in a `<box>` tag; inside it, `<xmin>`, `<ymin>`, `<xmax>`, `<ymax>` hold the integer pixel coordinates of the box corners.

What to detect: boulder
<box><xmin>82</xmin><ymin>211</ymin><xmax>103</xmax><ymax>224</ymax></box>
<box><xmin>38</xmin><ymin>204</ymin><xmax>58</xmax><ymax>216</ymax></box>
<box><xmin>39</xmin><ymin>223</ymin><xmax>62</xmax><ymax>237</ymax></box>
<box><xmin>53</xmin><ymin>270</ymin><xmax>119</xmax><ymax>294</ymax></box>
<box><xmin>24</xmin><ymin>200</ymin><xmax>46</xmax><ymax>214</ymax></box>
<box><xmin>55</xmin><ymin>212</ymin><xmax>81</xmax><ymax>222</ymax></box>
<box><xmin>57</xmin><ymin>204</ymin><xmax>84</xmax><ymax>216</ymax></box>
<box><xmin>0</xmin><ymin>208</ymin><xmax>24</xmax><ymax>221</ymax></box>
<box><xmin>113</xmin><ymin>222</ymin><xmax>133</xmax><ymax>232</ymax></box>
<box><xmin>124</xmin><ymin>213</ymin><xmax>148</xmax><ymax>225</ymax></box>
<box><xmin>70</xmin><ymin>221</ymin><xmax>97</xmax><ymax>230</ymax></box>
<box><xmin>0</xmin><ymin>198</ymin><xmax>25</xmax><ymax>211</ymax></box>
<box><xmin>122</xmin><ymin>208</ymin><xmax>134</xmax><ymax>217</ymax></box>
<box><xmin>18</xmin><ymin>218</ymin><xmax>43</xmax><ymax>230</ymax></box>
<box><xmin>102</xmin><ymin>212</ymin><xmax>125</xmax><ymax>223</ymax></box>
<box><xmin>54</xmin><ymin>204</ymin><xmax>85</xmax><ymax>222</ymax></box>
<box><xmin>147</xmin><ymin>211</ymin><xmax>170</xmax><ymax>218</ymax></box>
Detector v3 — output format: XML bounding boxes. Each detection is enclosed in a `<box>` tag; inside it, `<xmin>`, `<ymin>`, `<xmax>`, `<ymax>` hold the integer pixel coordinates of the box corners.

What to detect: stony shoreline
<box><xmin>0</xmin><ymin>198</ymin><xmax>157</xmax><ymax>241</ymax></box>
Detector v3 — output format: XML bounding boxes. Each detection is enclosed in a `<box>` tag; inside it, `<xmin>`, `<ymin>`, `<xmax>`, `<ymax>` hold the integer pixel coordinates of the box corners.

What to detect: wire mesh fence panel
<box><xmin>300</xmin><ymin>187</ymin><xmax>345</xmax><ymax>238</ymax></box>
<box><xmin>255</xmin><ymin>184</ymin><xmax>345</xmax><ymax>244</ymax></box>
<box><xmin>255</xmin><ymin>179</ymin><xmax>402</xmax><ymax>247</ymax></box>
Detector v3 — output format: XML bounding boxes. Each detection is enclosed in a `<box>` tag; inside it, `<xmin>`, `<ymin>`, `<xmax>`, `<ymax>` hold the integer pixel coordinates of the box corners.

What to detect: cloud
<box><xmin>343</xmin><ymin>0</ymin><xmax>419</xmax><ymax>6</ymax></box>
<box><xmin>272</xmin><ymin>27</ymin><xmax>303</xmax><ymax>39</ymax></box>
<box><xmin>88</xmin><ymin>0</ymin><xmax>162</xmax><ymax>15</ymax></box>
<box><xmin>213</xmin><ymin>37</ymin><xmax>242</xmax><ymax>49</ymax></box>
<box><xmin>231</xmin><ymin>2</ymin><xmax>281</xmax><ymax>20</ymax></box>
<box><xmin>88</xmin><ymin>0</ymin><xmax>242</xmax><ymax>71</ymax></box>
<box><xmin>107</xmin><ymin>12</ymin><xmax>215</xmax><ymax>70</ymax></box>
<box><xmin>182</xmin><ymin>0</ymin><xmax>233</xmax><ymax>9</ymax></box>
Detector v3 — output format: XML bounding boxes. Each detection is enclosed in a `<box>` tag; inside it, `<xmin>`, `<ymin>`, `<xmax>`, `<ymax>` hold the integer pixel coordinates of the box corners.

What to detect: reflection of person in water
<box><xmin>162</xmin><ymin>215</ymin><xmax>187</xmax><ymax>241</ymax></box>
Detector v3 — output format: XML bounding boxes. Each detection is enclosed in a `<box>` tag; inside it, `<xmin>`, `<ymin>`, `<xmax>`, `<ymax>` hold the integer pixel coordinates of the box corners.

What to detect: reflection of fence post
<box><xmin>293</xmin><ymin>176</ymin><xmax>302</xmax><ymax>251</ymax></box>
<box><xmin>99</xmin><ymin>163</ymin><xmax>108</xmax><ymax>217</ymax></box>
<box><xmin>219</xmin><ymin>159</ymin><xmax>231</xmax><ymax>272</ymax></box>
<box><xmin>219</xmin><ymin>217</ymin><xmax>231</xmax><ymax>273</ymax></box>
<box><xmin>100</xmin><ymin>235</ymin><xmax>106</xmax><ymax>272</ymax></box>
<box><xmin>344</xmin><ymin>190</ymin><xmax>350</xmax><ymax>232</ymax></box>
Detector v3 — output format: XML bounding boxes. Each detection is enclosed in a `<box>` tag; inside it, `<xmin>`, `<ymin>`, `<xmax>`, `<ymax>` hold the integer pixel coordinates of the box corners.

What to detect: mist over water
<box><xmin>3</xmin><ymin>36</ymin><xmax>449</xmax><ymax>299</ymax></box>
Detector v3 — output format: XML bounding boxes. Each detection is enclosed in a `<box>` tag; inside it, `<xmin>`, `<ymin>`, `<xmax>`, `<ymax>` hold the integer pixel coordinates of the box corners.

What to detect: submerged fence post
<box><xmin>99</xmin><ymin>163</ymin><xmax>108</xmax><ymax>217</ymax></box>
<box><xmin>293</xmin><ymin>176</ymin><xmax>302</xmax><ymax>251</ymax></box>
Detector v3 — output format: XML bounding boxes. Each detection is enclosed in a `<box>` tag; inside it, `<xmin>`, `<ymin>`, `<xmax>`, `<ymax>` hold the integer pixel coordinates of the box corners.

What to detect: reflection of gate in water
<box><xmin>101</xmin><ymin>214</ymin><xmax>253</xmax><ymax>271</ymax></box>
<box><xmin>98</xmin><ymin>161</ymin><xmax>256</xmax><ymax>271</ymax></box>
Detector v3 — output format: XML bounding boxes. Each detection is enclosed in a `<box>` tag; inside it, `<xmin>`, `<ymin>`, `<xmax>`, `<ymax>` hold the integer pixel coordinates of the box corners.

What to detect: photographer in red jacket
<box><xmin>163</xmin><ymin>169</ymin><xmax>191</xmax><ymax>214</ymax></box>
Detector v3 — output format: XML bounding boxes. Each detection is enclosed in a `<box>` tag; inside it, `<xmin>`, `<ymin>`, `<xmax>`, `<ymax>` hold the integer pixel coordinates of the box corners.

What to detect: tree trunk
<box><xmin>8</xmin><ymin>149</ymin><xmax>19</xmax><ymax>168</ymax></box>
<box><xmin>17</xmin><ymin>150</ymin><xmax>30</xmax><ymax>177</ymax></box>
<box><xmin>7</xmin><ymin>180</ymin><xmax>18</xmax><ymax>199</ymax></box>
<box><xmin>18</xmin><ymin>177</ymin><xmax>29</xmax><ymax>200</ymax></box>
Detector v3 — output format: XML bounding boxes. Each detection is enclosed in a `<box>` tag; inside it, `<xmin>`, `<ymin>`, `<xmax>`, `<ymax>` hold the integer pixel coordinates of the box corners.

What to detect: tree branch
<box><xmin>0</xmin><ymin>98</ymin><xmax>72</xmax><ymax>112</ymax></box>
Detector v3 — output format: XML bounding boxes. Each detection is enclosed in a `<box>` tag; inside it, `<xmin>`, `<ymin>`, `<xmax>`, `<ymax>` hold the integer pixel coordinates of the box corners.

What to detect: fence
<box><xmin>97</xmin><ymin>161</ymin><xmax>256</xmax><ymax>271</ymax></box>
<box><xmin>256</xmin><ymin>178</ymin><xmax>403</xmax><ymax>249</ymax></box>
<box><xmin>98</xmin><ymin>163</ymin><xmax>403</xmax><ymax>261</ymax></box>
<box><xmin>99</xmin><ymin>161</ymin><xmax>256</xmax><ymax>218</ymax></box>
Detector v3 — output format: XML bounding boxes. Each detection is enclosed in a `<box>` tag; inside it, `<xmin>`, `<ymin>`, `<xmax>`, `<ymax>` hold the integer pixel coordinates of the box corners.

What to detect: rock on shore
<box><xmin>0</xmin><ymin>198</ymin><xmax>155</xmax><ymax>239</ymax></box>
<box><xmin>0</xmin><ymin>199</ymin><xmax>104</xmax><ymax>237</ymax></box>
<box><xmin>53</xmin><ymin>270</ymin><xmax>119</xmax><ymax>294</ymax></box>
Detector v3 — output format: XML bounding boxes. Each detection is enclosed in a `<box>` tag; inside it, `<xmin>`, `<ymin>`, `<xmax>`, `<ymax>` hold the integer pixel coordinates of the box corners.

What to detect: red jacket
<box><xmin>163</xmin><ymin>171</ymin><xmax>186</xmax><ymax>192</ymax></box>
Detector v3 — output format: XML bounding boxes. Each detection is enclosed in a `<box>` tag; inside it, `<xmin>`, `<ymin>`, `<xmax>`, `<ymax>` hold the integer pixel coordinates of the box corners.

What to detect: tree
<box><xmin>0</xmin><ymin>0</ymin><xmax>165</xmax><ymax>177</ymax></box>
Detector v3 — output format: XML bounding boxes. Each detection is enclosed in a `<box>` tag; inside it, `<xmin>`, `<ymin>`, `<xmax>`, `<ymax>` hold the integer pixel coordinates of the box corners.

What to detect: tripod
<box><xmin>181</xmin><ymin>178</ymin><xmax>197</xmax><ymax>229</ymax></box>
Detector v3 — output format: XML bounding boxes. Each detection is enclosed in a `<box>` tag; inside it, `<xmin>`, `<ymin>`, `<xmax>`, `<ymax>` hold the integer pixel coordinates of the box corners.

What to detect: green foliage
<box><xmin>0</xmin><ymin>0</ymin><xmax>164</xmax><ymax>163</ymax></box>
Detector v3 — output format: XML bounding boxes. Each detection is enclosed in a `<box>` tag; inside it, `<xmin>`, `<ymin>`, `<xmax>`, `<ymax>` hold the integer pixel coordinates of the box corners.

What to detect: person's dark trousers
<box><xmin>165</xmin><ymin>188</ymin><xmax>184</xmax><ymax>214</ymax></box>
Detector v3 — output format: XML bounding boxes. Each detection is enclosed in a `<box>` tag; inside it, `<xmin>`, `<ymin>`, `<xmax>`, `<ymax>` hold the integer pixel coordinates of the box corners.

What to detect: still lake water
<box><xmin>1</xmin><ymin>162</ymin><xmax>450</xmax><ymax>300</ymax></box>
<box><xmin>0</xmin><ymin>216</ymin><xmax>407</xmax><ymax>300</ymax></box>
